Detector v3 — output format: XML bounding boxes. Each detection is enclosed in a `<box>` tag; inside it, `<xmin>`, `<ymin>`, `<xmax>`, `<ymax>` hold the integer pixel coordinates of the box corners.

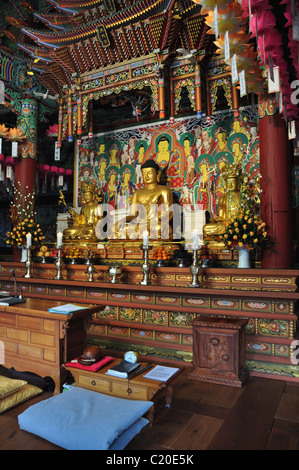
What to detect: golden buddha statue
<box><xmin>113</xmin><ymin>160</ymin><xmax>174</xmax><ymax>241</ymax></box>
<box><xmin>59</xmin><ymin>182</ymin><xmax>102</xmax><ymax>242</ymax></box>
<box><xmin>203</xmin><ymin>165</ymin><xmax>242</xmax><ymax>242</ymax></box>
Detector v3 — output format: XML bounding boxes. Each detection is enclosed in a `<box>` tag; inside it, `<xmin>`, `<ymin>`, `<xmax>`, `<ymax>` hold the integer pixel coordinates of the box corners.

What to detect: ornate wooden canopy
<box><xmin>1</xmin><ymin>0</ymin><xmax>214</xmax><ymax>98</ymax></box>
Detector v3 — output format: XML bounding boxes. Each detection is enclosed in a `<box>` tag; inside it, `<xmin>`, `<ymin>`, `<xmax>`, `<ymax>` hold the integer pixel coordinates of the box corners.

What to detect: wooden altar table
<box><xmin>0</xmin><ymin>262</ymin><xmax>299</xmax><ymax>382</ymax></box>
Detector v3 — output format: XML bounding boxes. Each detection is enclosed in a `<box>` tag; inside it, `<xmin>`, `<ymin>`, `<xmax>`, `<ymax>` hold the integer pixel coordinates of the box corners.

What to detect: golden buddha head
<box><xmin>217</xmin><ymin>131</ymin><xmax>226</xmax><ymax>143</ymax></box>
<box><xmin>99</xmin><ymin>143</ymin><xmax>105</xmax><ymax>153</ymax></box>
<box><xmin>183</xmin><ymin>136</ymin><xmax>191</xmax><ymax>149</ymax></box>
<box><xmin>81</xmin><ymin>181</ymin><xmax>96</xmax><ymax>201</ymax></box>
<box><xmin>214</xmin><ymin>126</ymin><xmax>227</xmax><ymax>143</ymax></box>
<box><xmin>138</xmin><ymin>144</ymin><xmax>145</xmax><ymax>156</ymax></box>
<box><xmin>109</xmin><ymin>143</ymin><xmax>119</xmax><ymax>159</ymax></box>
<box><xmin>232</xmin><ymin>120</ymin><xmax>242</xmax><ymax>132</ymax></box>
<box><xmin>224</xmin><ymin>165</ymin><xmax>241</xmax><ymax>190</ymax></box>
<box><xmin>141</xmin><ymin>159</ymin><xmax>160</xmax><ymax>183</ymax></box>
<box><xmin>232</xmin><ymin>142</ymin><xmax>240</xmax><ymax>152</ymax></box>
<box><xmin>157</xmin><ymin>136</ymin><xmax>170</xmax><ymax>152</ymax></box>
<box><xmin>138</xmin><ymin>143</ymin><xmax>145</xmax><ymax>163</ymax></box>
<box><xmin>81</xmin><ymin>181</ymin><xmax>96</xmax><ymax>197</ymax></box>
<box><xmin>123</xmin><ymin>168</ymin><xmax>132</xmax><ymax>183</ymax></box>
<box><xmin>99</xmin><ymin>160</ymin><xmax>107</xmax><ymax>172</ymax></box>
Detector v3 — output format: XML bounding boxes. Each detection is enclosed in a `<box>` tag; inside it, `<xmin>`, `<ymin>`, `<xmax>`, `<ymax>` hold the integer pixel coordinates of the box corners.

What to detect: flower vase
<box><xmin>238</xmin><ymin>247</ymin><xmax>250</xmax><ymax>269</ymax></box>
<box><xmin>21</xmin><ymin>247</ymin><xmax>28</xmax><ymax>263</ymax></box>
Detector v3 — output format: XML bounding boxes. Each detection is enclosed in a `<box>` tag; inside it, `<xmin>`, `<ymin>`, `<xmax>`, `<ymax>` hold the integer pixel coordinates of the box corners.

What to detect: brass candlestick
<box><xmin>24</xmin><ymin>247</ymin><xmax>32</xmax><ymax>278</ymax></box>
<box><xmin>54</xmin><ymin>246</ymin><xmax>63</xmax><ymax>280</ymax></box>
<box><xmin>189</xmin><ymin>248</ymin><xmax>200</xmax><ymax>288</ymax></box>
<box><xmin>140</xmin><ymin>244</ymin><xmax>151</xmax><ymax>286</ymax></box>
<box><xmin>108</xmin><ymin>265</ymin><xmax>121</xmax><ymax>284</ymax></box>
<box><xmin>86</xmin><ymin>257</ymin><xmax>95</xmax><ymax>282</ymax></box>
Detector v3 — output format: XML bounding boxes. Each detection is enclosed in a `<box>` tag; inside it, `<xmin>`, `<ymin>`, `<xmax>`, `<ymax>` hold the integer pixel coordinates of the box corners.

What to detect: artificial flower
<box><xmin>6</xmin><ymin>220</ymin><xmax>45</xmax><ymax>247</ymax></box>
<box><xmin>5</xmin><ymin>181</ymin><xmax>45</xmax><ymax>247</ymax></box>
<box><xmin>217</xmin><ymin>210</ymin><xmax>272</xmax><ymax>251</ymax></box>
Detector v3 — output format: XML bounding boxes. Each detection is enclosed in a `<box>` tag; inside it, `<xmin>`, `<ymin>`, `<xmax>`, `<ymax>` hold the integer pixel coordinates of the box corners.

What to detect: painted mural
<box><xmin>77</xmin><ymin>109</ymin><xmax>259</xmax><ymax>220</ymax></box>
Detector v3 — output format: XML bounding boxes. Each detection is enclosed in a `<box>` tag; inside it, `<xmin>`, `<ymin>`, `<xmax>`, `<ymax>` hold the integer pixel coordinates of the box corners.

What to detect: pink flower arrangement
<box><xmin>46</xmin><ymin>124</ymin><xmax>58</xmax><ymax>137</ymax></box>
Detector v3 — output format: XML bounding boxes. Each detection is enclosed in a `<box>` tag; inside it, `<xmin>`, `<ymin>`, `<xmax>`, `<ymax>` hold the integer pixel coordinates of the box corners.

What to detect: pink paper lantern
<box><xmin>250</xmin><ymin>10</ymin><xmax>276</xmax><ymax>37</ymax></box>
<box><xmin>5</xmin><ymin>156</ymin><xmax>14</xmax><ymax>165</ymax></box>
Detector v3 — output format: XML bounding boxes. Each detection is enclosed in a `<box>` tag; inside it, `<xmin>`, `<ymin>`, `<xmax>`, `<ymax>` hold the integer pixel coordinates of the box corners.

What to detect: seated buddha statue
<box><xmin>111</xmin><ymin>160</ymin><xmax>174</xmax><ymax>241</ymax></box>
<box><xmin>59</xmin><ymin>182</ymin><xmax>102</xmax><ymax>242</ymax></box>
<box><xmin>203</xmin><ymin>165</ymin><xmax>242</xmax><ymax>242</ymax></box>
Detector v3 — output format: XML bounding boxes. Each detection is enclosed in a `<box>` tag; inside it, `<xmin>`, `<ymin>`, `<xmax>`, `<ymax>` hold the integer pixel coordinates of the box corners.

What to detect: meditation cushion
<box><xmin>0</xmin><ymin>376</ymin><xmax>27</xmax><ymax>399</ymax></box>
<box><xmin>18</xmin><ymin>387</ymin><xmax>152</xmax><ymax>450</ymax></box>
<box><xmin>0</xmin><ymin>384</ymin><xmax>42</xmax><ymax>414</ymax></box>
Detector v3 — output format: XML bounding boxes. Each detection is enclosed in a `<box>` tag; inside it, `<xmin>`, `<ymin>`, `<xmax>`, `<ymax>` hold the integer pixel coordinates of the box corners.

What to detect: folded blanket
<box><xmin>0</xmin><ymin>365</ymin><xmax>54</xmax><ymax>392</ymax></box>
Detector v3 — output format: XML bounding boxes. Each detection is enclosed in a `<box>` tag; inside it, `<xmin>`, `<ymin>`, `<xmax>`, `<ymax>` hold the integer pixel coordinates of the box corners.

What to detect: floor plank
<box><xmin>207</xmin><ymin>377</ymin><xmax>285</xmax><ymax>450</ymax></box>
<box><xmin>274</xmin><ymin>392</ymin><xmax>299</xmax><ymax>422</ymax></box>
<box><xmin>170</xmin><ymin>414</ymin><xmax>223</xmax><ymax>450</ymax></box>
<box><xmin>265</xmin><ymin>429</ymin><xmax>299</xmax><ymax>450</ymax></box>
<box><xmin>1</xmin><ymin>375</ymin><xmax>299</xmax><ymax>450</ymax></box>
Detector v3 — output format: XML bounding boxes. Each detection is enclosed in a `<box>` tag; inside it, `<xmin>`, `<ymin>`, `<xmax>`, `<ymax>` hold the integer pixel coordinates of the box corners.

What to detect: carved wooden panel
<box><xmin>189</xmin><ymin>316</ymin><xmax>248</xmax><ymax>387</ymax></box>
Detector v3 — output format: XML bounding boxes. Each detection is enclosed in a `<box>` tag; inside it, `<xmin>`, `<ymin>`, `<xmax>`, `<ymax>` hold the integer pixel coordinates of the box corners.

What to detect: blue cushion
<box><xmin>18</xmin><ymin>387</ymin><xmax>152</xmax><ymax>450</ymax></box>
<box><xmin>110</xmin><ymin>417</ymin><xmax>148</xmax><ymax>450</ymax></box>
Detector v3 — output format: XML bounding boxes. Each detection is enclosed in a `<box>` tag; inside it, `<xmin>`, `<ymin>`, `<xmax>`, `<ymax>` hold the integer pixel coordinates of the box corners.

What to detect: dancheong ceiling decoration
<box><xmin>0</xmin><ymin>0</ymin><xmax>298</xmax><ymax>121</ymax></box>
<box><xmin>0</xmin><ymin>0</ymin><xmax>215</xmax><ymax>97</ymax></box>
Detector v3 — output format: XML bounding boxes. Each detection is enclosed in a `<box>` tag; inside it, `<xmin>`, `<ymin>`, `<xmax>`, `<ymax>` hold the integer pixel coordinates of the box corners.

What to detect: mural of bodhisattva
<box><xmin>77</xmin><ymin>111</ymin><xmax>260</xmax><ymax>221</ymax></box>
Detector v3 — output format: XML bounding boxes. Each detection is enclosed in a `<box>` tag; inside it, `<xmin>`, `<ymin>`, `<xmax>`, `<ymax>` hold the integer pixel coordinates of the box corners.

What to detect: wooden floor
<box><xmin>1</xmin><ymin>369</ymin><xmax>299</xmax><ymax>451</ymax></box>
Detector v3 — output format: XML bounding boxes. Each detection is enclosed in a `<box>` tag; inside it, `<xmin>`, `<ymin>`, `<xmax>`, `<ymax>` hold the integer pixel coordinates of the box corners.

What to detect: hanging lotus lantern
<box><xmin>191</xmin><ymin>0</ymin><xmax>265</xmax><ymax>95</ymax></box>
<box><xmin>5</xmin><ymin>127</ymin><xmax>26</xmax><ymax>141</ymax></box>
<box><xmin>46</xmin><ymin>124</ymin><xmax>59</xmax><ymax>138</ymax></box>
<box><xmin>0</xmin><ymin>124</ymin><xmax>9</xmax><ymax>138</ymax></box>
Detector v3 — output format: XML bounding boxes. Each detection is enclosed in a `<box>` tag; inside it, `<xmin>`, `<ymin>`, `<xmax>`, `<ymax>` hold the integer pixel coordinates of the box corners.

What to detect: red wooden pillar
<box><xmin>13</xmin><ymin>96</ymin><xmax>37</xmax><ymax>260</ymax></box>
<box><xmin>14</xmin><ymin>152</ymin><xmax>37</xmax><ymax>193</ymax></box>
<box><xmin>15</xmin><ymin>96</ymin><xmax>37</xmax><ymax>197</ymax></box>
<box><xmin>258</xmin><ymin>94</ymin><xmax>293</xmax><ymax>268</ymax></box>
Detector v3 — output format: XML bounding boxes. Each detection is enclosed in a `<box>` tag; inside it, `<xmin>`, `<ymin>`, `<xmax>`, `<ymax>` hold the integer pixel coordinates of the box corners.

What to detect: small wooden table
<box><xmin>64</xmin><ymin>359</ymin><xmax>180</xmax><ymax>423</ymax></box>
<box><xmin>0</xmin><ymin>298</ymin><xmax>100</xmax><ymax>394</ymax></box>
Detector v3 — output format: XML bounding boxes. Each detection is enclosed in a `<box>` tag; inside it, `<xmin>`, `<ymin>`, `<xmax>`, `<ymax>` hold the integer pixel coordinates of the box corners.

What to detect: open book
<box><xmin>143</xmin><ymin>365</ymin><xmax>179</xmax><ymax>382</ymax></box>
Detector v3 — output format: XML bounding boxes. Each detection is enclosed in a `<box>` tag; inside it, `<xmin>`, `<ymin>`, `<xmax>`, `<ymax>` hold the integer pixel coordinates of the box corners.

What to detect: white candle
<box><xmin>143</xmin><ymin>230</ymin><xmax>149</xmax><ymax>248</ymax></box>
<box><xmin>57</xmin><ymin>231</ymin><xmax>63</xmax><ymax>247</ymax></box>
<box><xmin>192</xmin><ymin>230</ymin><xmax>198</xmax><ymax>250</ymax></box>
<box><xmin>26</xmin><ymin>233</ymin><xmax>32</xmax><ymax>249</ymax></box>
